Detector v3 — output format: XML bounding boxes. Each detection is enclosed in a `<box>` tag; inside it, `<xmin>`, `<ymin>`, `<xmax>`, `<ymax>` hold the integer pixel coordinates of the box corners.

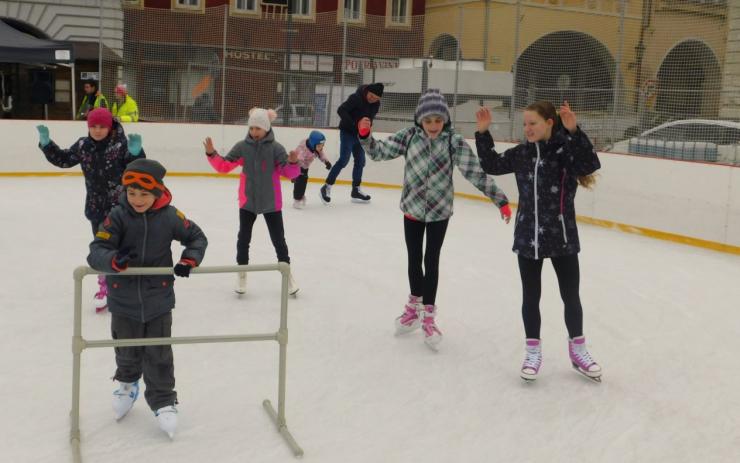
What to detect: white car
<box><xmin>607</xmin><ymin>119</ymin><xmax>740</xmax><ymax>164</ymax></box>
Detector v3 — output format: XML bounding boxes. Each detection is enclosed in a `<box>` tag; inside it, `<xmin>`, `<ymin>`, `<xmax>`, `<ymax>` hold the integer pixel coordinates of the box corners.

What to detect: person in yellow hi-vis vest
<box><xmin>77</xmin><ymin>79</ymin><xmax>108</xmax><ymax>120</ymax></box>
<box><xmin>112</xmin><ymin>84</ymin><xmax>139</xmax><ymax>122</ymax></box>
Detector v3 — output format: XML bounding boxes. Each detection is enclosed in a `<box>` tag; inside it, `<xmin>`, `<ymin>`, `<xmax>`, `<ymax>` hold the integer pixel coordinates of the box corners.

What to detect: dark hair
<box><xmin>83</xmin><ymin>79</ymin><xmax>98</xmax><ymax>90</ymax></box>
<box><xmin>524</xmin><ymin>100</ymin><xmax>596</xmax><ymax>189</ymax></box>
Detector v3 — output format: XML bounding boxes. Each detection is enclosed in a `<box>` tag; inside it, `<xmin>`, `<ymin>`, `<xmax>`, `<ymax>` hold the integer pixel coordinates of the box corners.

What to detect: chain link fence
<box><xmin>97</xmin><ymin>0</ymin><xmax>739</xmax><ymax>164</ymax></box>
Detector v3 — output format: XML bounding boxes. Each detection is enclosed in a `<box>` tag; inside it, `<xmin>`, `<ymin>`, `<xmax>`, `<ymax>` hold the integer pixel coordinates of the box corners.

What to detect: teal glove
<box><xmin>127</xmin><ymin>133</ymin><xmax>142</xmax><ymax>156</ymax></box>
<box><xmin>37</xmin><ymin>125</ymin><xmax>50</xmax><ymax>148</ymax></box>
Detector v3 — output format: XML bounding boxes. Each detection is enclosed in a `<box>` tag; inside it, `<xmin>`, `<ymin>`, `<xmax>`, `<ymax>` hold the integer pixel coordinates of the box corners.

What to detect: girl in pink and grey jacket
<box><xmin>203</xmin><ymin>108</ymin><xmax>300</xmax><ymax>294</ymax></box>
<box><xmin>291</xmin><ymin>130</ymin><xmax>332</xmax><ymax>209</ymax></box>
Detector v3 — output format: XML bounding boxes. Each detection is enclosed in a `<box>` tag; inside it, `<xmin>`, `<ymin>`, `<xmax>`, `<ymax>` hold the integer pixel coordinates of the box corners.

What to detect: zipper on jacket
<box><xmin>559</xmin><ymin>168</ymin><xmax>568</xmax><ymax>244</ymax></box>
<box><xmin>534</xmin><ymin>143</ymin><xmax>541</xmax><ymax>259</ymax></box>
<box><xmin>138</xmin><ymin>213</ymin><xmax>148</xmax><ymax>322</ymax></box>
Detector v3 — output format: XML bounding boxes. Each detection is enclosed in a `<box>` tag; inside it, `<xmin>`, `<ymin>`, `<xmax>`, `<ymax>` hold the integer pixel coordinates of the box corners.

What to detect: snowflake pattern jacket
<box><xmin>475</xmin><ymin>127</ymin><xmax>600</xmax><ymax>259</ymax></box>
<box><xmin>40</xmin><ymin>120</ymin><xmax>144</xmax><ymax>223</ymax></box>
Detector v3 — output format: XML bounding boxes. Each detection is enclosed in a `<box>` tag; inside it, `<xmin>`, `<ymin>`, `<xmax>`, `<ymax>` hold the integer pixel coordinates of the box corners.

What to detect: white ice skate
<box><xmin>395</xmin><ymin>295</ymin><xmax>422</xmax><ymax>335</ymax></box>
<box><xmin>569</xmin><ymin>336</ymin><xmax>602</xmax><ymax>383</ymax></box>
<box><xmin>94</xmin><ymin>275</ymin><xmax>108</xmax><ymax>314</ymax></box>
<box><xmin>155</xmin><ymin>405</ymin><xmax>178</xmax><ymax>439</ymax></box>
<box><xmin>520</xmin><ymin>339</ymin><xmax>542</xmax><ymax>382</ymax></box>
<box><xmin>235</xmin><ymin>272</ymin><xmax>247</xmax><ymax>295</ymax></box>
<box><xmin>112</xmin><ymin>380</ymin><xmax>139</xmax><ymax>421</ymax></box>
<box><xmin>421</xmin><ymin>305</ymin><xmax>442</xmax><ymax>351</ymax></box>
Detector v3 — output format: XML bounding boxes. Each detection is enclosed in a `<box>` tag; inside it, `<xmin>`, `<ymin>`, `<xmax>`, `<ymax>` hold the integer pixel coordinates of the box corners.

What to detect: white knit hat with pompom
<box><xmin>247</xmin><ymin>107</ymin><xmax>277</xmax><ymax>132</ymax></box>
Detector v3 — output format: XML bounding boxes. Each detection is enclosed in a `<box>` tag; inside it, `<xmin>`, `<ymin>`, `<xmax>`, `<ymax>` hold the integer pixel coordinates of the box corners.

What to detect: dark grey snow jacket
<box><xmin>87</xmin><ymin>190</ymin><xmax>207</xmax><ymax>322</ymax></box>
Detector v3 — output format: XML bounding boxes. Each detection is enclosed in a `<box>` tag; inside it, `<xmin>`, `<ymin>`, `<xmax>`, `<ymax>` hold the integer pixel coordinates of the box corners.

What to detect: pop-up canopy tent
<box><xmin>0</xmin><ymin>19</ymin><xmax>76</xmax><ymax>117</ymax></box>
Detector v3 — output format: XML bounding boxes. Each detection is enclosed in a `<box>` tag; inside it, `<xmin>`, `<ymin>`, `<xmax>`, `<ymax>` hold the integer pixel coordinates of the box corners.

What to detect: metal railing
<box><xmin>70</xmin><ymin>263</ymin><xmax>302</xmax><ymax>462</ymax></box>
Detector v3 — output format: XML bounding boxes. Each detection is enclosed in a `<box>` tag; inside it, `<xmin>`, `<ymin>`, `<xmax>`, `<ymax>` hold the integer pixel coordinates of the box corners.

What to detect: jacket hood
<box><xmin>245</xmin><ymin>129</ymin><xmax>275</xmax><ymax>145</ymax></box>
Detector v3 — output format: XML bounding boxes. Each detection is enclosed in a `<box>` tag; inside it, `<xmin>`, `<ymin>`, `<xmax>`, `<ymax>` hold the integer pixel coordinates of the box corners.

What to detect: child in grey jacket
<box><xmin>87</xmin><ymin>158</ymin><xmax>207</xmax><ymax>439</ymax></box>
<box><xmin>203</xmin><ymin>107</ymin><xmax>300</xmax><ymax>295</ymax></box>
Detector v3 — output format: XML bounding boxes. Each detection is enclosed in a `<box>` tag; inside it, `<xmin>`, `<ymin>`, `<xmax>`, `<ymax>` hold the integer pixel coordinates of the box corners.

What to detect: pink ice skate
<box><xmin>395</xmin><ymin>295</ymin><xmax>422</xmax><ymax>335</ymax></box>
<box><xmin>569</xmin><ymin>336</ymin><xmax>602</xmax><ymax>382</ymax></box>
<box><xmin>94</xmin><ymin>274</ymin><xmax>108</xmax><ymax>314</ymax></box>
<box><xmin>421</xmin><ymin>305</ymin><xmax>442</xmax><ymax>351</ymax></box>
<box><xmin>521</xmin><ymin>338</ymin><xmax>542</xmax><ymax>381</ymax></box>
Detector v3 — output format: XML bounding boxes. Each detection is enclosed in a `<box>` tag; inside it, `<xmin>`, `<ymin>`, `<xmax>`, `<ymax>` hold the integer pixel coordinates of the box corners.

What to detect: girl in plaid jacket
<box><xmin>359</xmin><ymin>89</ymin><xmax>511</xmax><ymax>351</ymax></box>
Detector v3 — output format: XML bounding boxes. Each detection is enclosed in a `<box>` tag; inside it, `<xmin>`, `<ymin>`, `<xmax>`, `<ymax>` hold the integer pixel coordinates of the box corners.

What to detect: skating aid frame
<box><xmin>70</xmin><ymin>263</ymin><xmax>303</xmax><ymax>462</ymax></box>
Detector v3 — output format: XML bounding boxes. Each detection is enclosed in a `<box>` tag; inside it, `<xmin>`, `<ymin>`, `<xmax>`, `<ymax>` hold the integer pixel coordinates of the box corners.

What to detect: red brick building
<box><xmin>120</xmin><ymin>0</ymin><xmax>425</xmax><ymax>123</ymax></box>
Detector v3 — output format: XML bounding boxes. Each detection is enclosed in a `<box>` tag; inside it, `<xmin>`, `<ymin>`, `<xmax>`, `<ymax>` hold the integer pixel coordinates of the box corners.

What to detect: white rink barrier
<box><xmin>70</xmin><ymin>264</ymin><xmax>302</xmax><ymax>463</ymax></box>
<box><xmin>1</xmin><ymin>119</ymin><xmax>739</xmax><ymax>252</ymax></box>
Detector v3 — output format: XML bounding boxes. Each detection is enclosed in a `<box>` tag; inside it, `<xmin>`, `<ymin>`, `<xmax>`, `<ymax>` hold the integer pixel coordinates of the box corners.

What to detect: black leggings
<box><xmin>237</xmin><ymin>209</ymin><xmax>290</xmax><ymax>265</ymax></box>
<box><xmin>518</xmin><ymin>254</ymin><xmax>583</xmax><ymax>339</ymax></box>
<box><xmin>404</xmin><ymin>217</ymin><xmax>449</xmax><ymax>306</ymax></box>
<box><xmin>292</xmin><ymin>167</ymin><xmax>310</xmax><ymax>200</ymax></box>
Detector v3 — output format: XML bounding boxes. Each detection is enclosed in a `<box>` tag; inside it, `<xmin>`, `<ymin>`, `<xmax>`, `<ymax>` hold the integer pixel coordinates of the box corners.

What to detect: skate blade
<box><xmin>351</xmin><ymin>198</ymin><xmax>371</xmax><ymax>204</ymax></box>
<box><xmin>572</xmin><ymin>363</ymin><xmax>602</xmax><ymax>383</ymax></box>
<box><xmin>520</xmin><ymin>372</ymin><xmax>538</xmax><ymax>382</ymax></box>
<box><xmin>520</xmin><ymin>376</ymin><xmax>537</xmax><ymax>383</ymax></box>
<box><xmin>424</xmin><ymin>337</ymin><xmax>441</xmax><ymax>352</ymax></box>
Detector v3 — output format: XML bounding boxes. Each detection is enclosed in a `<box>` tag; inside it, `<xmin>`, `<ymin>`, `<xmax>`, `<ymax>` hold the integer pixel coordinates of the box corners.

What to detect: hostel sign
<box><xmin>224</xmin><ymin>49</ymin><xmax>280</xmax><ymax>63</ymax></box>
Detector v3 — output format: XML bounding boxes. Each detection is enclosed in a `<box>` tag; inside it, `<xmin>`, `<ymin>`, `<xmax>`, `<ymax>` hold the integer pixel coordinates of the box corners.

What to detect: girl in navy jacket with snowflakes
<box><xmin>475</xmin><ymin>101</ymin><xmax>602</xmax><ymax>382</ymax></box>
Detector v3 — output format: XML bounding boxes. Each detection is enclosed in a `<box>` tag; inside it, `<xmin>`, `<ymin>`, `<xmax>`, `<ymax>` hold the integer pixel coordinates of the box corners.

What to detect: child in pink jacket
<box><xmin>203</xmin><ymin>108</ymin><xmax>300</xmax><ymax>295</ymax></box>
<box><xmin>291</xmin><ymin>130</ymin><xmax>332</xmax><ymax>209</ymax></box>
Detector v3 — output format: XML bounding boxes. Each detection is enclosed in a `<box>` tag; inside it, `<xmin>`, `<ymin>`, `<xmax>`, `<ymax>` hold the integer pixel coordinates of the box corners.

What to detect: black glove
<box><xmin>324</xmin><ymin>160</ymin><xmax>332</xmax><ymax>170</ymax></box>
<box><xmin>174</xmin><ymin>260</ymin><xmax>194</xmax><ymax>278</ymax></box>
<box><xmin>113</xmin><ymin>247</ymin><xmax>137</xmax><ymax>271</ymax></box>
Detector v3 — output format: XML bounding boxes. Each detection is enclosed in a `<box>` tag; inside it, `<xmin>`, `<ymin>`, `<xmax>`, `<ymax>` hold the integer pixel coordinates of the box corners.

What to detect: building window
<box><xmin>290</xmin><ymin>0</ymin><xmax>312</xmax><ymax>17</ymax></box>
<box><xmin>340</xmin><ymin>0</ymin><xmax>364</xmax><ymax>22</ymax></box>
<box><xmin>231</xmin><ymin>0</ymin><xmax>260</xmax><ymax>16</ymax></box>
<box><xmin>173</xmin><ymin>0</ymin><xmax>204</xmax><ymax>12</ymax></box>
<box><xmin>235</xmin><ymin>0</ymin><xmax>257</xmax><ymax>11</ymax></box>
<box><xmin>387</xmin><ymin>0</ymin><xmax>410</xmax><ymax>26</ymax></box>
<box><xmin>122</xmin><ymin>0</ymin><xmax>142</xmax><ymax>7</ymax></box>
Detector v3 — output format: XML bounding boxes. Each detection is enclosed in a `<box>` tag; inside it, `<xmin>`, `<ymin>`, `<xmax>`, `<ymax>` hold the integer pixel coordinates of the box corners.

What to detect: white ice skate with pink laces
<box><xmin>569</xmin><ymin>336</ymin><xmax>602</xmax><ymax>382</ymax></box>
<box><xmin>395</xmin><ymin>295</ymin><xmax>422</xmax><ymax>335</ymax></box>
<box><xmin>521</xmin><ymin>338</ymin><xmax>542</xmax><ymax>382</ymax></box>
<box><xmin>421</xmin><ymin>305</ymin><xmax>442</xmax><ymax>351</ymax></box>
<box><xmin>93</xmin><ymin>274</ymin><xmax>108</xmax><ymax>314</ymax></box>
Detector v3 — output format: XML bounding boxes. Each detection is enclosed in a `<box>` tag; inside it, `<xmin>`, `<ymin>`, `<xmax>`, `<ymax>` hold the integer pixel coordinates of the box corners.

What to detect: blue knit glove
<box><xmin>127</xmin><ymin>134</ymin><xmax>142</xmax><ymax>157</ymax></box>
<box><xmin>37</xmin><ymin>125</ymin><xmax>50</xmax><ymax>148</ymax></box>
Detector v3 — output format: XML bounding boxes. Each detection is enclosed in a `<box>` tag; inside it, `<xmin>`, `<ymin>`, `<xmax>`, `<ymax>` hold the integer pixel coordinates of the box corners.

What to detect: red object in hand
<box><xmin>357</xmin><ymin>118</ymin><xmax>371</xmax><ymax>137</ymax></box>
<box><xmin>500</xmin><ymin>204</ymin><xmax>512</xmax><ymax>222</ymax></box>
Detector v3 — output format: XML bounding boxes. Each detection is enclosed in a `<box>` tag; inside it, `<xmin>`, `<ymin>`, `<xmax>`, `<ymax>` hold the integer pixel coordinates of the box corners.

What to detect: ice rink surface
<box><xmin>1</xmin><ymin>176</ymin><xmax>738</xmax><ymax>463</ymax></box>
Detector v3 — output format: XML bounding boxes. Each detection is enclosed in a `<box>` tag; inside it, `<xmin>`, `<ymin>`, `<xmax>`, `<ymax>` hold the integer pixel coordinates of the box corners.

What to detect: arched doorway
<box><xmin>656</xmin><ymin>40</ymin><xmax>721</xmax><ymax>119</ymax></box>
<box><xmin>514</xmin><ymin>31</ymin><xmax>616</xmax><ymax>110</ymax></box>
<box><xmin>429</xmin><ymin>34</ymin><xmax>460</xmax><ymax>61</ymax></box>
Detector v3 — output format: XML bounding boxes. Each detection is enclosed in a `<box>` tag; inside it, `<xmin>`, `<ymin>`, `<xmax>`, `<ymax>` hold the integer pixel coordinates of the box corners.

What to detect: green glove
<box><xmin>37</xmin><ymin>125</ymin><xmax>50</xmax><ymax>148</ymax></box>
<box><xmin>127</xmin><ymin>133</ymin><xmax>142</xmax><ymax>156</ymax></box>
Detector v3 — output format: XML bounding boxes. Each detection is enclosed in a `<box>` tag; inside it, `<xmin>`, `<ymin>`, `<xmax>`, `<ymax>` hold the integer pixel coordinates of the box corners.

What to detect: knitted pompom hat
<box><xmin>414</xmin><ymin>89</ymin><xmax>450</xmax><ymax>125</ymax></box>
<box><xmin>247</xmin><ymin>107</ymin><xmax>278</xmax><ymax>132</ymax></box>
